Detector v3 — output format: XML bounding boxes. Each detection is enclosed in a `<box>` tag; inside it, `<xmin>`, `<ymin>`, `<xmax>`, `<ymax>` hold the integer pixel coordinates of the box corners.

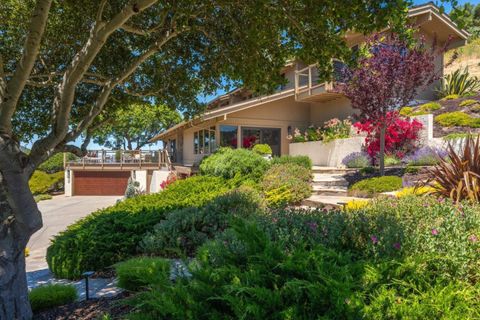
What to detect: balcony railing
<box><xmin>294</xmin><ymin>61</ymin><xmax>347</xmax><ymax>102</ymax></box>
<box><xmin>65</xmin><ymin>149</ymin><xmax>172</xmax><ymax>169</ymax></box>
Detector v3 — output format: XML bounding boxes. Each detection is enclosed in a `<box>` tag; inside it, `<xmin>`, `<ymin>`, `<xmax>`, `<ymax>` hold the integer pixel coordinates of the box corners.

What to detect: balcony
<box><xmin>65</xmin><ymin>149</ymin><xmax>172</xmax><ymax>170</ymax></box>
<box><xmin>294</xmin><ymin>61</ymin><xmax>346</xmax><ymax>102</ymax></box>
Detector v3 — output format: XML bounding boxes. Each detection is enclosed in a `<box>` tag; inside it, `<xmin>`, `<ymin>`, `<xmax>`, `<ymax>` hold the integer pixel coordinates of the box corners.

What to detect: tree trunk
<box><xmin>379</xmin><ymin>125</ymin><xmax>386</xmax><ymax>176</ymax></box>
<box><xmin>0</xmin><ymin>137</ymin><xmax>42</xmax><ymax>319</ymax></box>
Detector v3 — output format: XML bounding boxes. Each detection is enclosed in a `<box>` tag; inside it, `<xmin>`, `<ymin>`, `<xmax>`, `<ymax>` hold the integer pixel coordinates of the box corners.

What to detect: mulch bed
<box><xmin>33</xmin><ymin>292</ymin><xmax>132</xmax><ymax>320</ymax></box>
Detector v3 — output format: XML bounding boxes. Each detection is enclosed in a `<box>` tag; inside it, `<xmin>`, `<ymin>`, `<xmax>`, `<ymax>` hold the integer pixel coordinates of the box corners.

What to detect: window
<box><xmin>194</xmin><ymin>127</ymin><xmax>216</xmax><ymax>155</ymax></box>
<box><xmin>241</xmin><ymin>127</ymin><xmax>281</xmax><ymax>156</ymax></box>
<box><xmin>220</xmin><ymin>125</ymin><xmax>238</xmax><ymax>148</ymax></box>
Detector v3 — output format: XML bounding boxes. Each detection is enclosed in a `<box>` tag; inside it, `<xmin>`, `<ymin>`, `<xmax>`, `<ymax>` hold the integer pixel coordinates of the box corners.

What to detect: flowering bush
<box><xmin>353</xmin><ymin>112</ymin><xmax>423</xmax><ymax>161</ymax></box>
<box><xmin>289</xmin><ymin>118</ymin><xmax>351</xmax><ymax>143</ymax></box>
<box><xmin>342</xmin><ymin>152</ymin><xmax>370</xmax><ymax>168</ymax></box>
<box><xmin>403</xmin><ymin>146</ymin><xmax>447</xmax><ymax>166</ymax></box>
<box><xmin>160</xmin><ymin>171</ymin><xmax>177</xmax><ymax>190</ymax></box>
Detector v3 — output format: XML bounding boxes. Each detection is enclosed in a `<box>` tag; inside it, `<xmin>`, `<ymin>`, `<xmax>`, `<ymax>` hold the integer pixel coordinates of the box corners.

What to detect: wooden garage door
<box><xmin>74</xmin><ymin>171</ymin><xmax>130</xmax><ymax>196</ymax></box>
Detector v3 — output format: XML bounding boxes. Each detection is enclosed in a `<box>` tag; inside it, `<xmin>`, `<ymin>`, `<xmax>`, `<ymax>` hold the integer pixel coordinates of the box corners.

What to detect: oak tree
<box><xmin>0</xmin><ymin>0</ymin><xmax>409</xmax><ymax>318</ymax></box>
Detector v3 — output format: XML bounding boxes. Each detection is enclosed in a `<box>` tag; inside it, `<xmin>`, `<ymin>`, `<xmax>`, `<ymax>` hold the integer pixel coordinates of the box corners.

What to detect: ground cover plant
<box><xmin>125</xmin><ymin>196</ymin><xmax>480</xmax><ymax>319</ymax></box>
<box><xmin>29</xmin><ymin>284</ymin><xmax>77</xmax><ymax>313</ymax></box>
<box><xmin>342</xmin><ymin>152</ymin><xmax>370</xmax><ymax>168</ymax></box>
<box><xmin>116</xmin><ymin>257</ymin><xmax>171</xmax><ymax>292</ymax></box>
<box><xmin>47</xmin><ymin>175</ymin><xmax>231</xmax><ymax>279</ymax></box>
<box><xmin>348</xmin><ymin>176</ymin><xmax>402</xmax><ymax>197</ymax></box>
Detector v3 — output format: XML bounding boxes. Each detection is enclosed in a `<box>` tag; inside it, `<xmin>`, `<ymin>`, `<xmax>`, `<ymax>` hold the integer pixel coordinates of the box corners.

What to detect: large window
<box><xmin>194</xmin><ymin>127</ymin><xmax>216</xmax><ymax>155</ymax></box>
<box><xmin>241</xmin><ymin>127</ymin><xmax>281</xmax><ymax>156</ymax></box>
<box><xmin>220</xmin><ymin>125</ymin><xmax>238</xmax><ymax>148</ymax></box>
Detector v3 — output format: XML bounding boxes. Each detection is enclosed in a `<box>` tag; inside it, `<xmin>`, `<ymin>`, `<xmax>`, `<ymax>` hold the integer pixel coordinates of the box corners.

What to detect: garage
<box><xmin>73</xmin><ymin>171</ymin><xmax>131</xmax><ymax>196</ymax></box>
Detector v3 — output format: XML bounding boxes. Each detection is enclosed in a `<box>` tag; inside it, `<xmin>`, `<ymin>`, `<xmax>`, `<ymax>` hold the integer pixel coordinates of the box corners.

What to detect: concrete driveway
<box><xmin>26</xmin><ymin>195</ymin><xmax>121</xmax><ymax>272</ymax></box>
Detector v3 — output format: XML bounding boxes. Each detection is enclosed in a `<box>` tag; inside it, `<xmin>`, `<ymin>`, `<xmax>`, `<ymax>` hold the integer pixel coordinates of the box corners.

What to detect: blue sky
<box><xmin>29</xmin><ymin>0</ymin><xmax>480</xmax><ymax>151</ymax></box>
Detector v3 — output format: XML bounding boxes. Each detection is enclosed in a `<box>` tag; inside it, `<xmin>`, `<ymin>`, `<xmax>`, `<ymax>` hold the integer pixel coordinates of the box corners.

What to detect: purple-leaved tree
<box><xmin>336</xmin><ymin>33</ymin><xmax>446</xmax><ymax>175</ymax></box>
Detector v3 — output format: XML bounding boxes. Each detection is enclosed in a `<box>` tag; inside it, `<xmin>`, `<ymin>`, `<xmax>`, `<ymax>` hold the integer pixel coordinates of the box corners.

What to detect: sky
<box><xmin>27</xmin><ymin>0</ymin><xmax>480</xmax><ymax>151</ymax></box>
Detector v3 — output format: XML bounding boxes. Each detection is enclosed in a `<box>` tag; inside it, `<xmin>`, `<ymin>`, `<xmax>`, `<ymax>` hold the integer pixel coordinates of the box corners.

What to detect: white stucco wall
<box><xmin>289</xmin><ymin>137</ymin><xmax>364</xmax><ymax>167</ymax></box>
<box><xmin>64</xmin><ymin>169</ymin><xmax>72</xmax><ymax>197</ymax></box>
<box><xmin>150</xmin><ymin>169</ymin><xmax>171</xmax><ymax>193</ymax></box>
<box><xmin>133</xmin><ymin>170</ymin><xmax>147</xmax><ymax>194</ymax></box>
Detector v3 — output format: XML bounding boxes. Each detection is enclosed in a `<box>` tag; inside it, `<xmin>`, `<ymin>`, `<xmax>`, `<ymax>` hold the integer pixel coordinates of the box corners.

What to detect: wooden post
<box><xmin>294</xmin><ymin>69</ymin><xmax>299</xmax><ymax>98</ymax></box>
<box><xmin>308</xmin><ymin>66</ymin><xmax>312</xmax><ymax>96</ymax></box>
<box><xmin>139</xmin><ymin>150</ymin><xmax>142</xmax><ymax>169</ymax></box>
<box><xmin>63</xmin><ymin>152</ymin><xmax>67</xmax><ymax>169</ymax></box>
<box><xmin>158</xmin><ymin>150</ymin><xmax>161</xmax><ymax>169</ymax></box>
<box><xmin>120</xmin><ymin>150</ymin><xmax>123</xmax><ymax>169</ymax></box>
<box><xmin>101</xmin><ymin>149</ymin><xmax>105</xmax><ymax>169</ymax></box>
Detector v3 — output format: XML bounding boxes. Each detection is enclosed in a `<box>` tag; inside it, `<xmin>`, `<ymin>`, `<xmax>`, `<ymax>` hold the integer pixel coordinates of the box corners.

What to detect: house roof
<box><xmin>150</xmin><ymin>3</ymin><xmax>469</xmax><ymax>142</ymax></box>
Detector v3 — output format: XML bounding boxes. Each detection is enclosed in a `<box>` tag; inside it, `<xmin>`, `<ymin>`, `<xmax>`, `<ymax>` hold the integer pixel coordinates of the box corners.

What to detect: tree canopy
<box><xmin>93</xmin><ymin>102</ymin><xmax>181</xmax><ymax>150</ymax></box>
<box><xmin>450</xmin><ymin>2</ymin><xmax>480</xmax><ymax>38</ymax></box>
<box><xmin>0</xmin><ymin>1</ymin><xmax>429</xmax><ymax>318</ymax></box>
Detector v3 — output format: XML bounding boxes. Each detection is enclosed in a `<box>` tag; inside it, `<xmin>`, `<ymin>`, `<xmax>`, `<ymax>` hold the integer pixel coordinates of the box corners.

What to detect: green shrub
<box><xmin>199</xmin><ymin>148</ymin><xmax>269</xmax><ymax>182</ymax></box>
<box><xmin>126</xmin><ymin>213</ymin><xmax>480</xmax><ymax>319</ymax></box>
<box><xmin>404</xmin><ymin>164</ymin><xmax>420</xmax><ymax>174</ymax></box>
<box><xmin>443</xmin><ymin>132</ymin><xmax>479</xmax><ymax>141</ymax></box>
<box><xmin>435</xmin><ymin>111</ymin><xmax>480</xmax><ymax>127</ymax></box>
<box><xmin>47</xmin><ymin>175</ymin><xmax>230</xmax><ymax>279</ymax></box>
<box><xmin>29</xmin><ymin>171</ymin><xmax>64</xmax><ymax>195</ymax></box>
<box><xmin>115</xmin><ymin>257</ymin><xmax>171</xmax><ymax>291</ymax></box>
<box><xmin>29</xmin><ymin>284</ymin><xmax>77</xmax><ymax>312</ymax></box>
<box><xmin>251</xmin><ymin>144</ymin><xmax>272</xmax><ymax>155</ymax></box>
<box><xmin>438</xmin><ymin>67</ymin><xmax>480</xmax><ymax>97</ymax></box>
<box><xmin>34</xmin><ymin>194</ymin><xmax>53</xmax><ymax>202</ymax></box>
<box><xmin>459</xmin><ymin>99</ymin><xmax>478</xmax><ymax>107</ymax></box>
<box><xmin>270</xmin><ymin>155</ymin><xmax>312</xmax><ymax>169</ymax></box>
<box><xmin>418</xmin><ymin>102</ymin><xmax>441</xmax><ymax>112</ymax></box>
<box><xmin>399</xmin><ymin>106</ymin><xmax>413</xmax><ymax>116</ymax></box>
<box><xmin>37</xmin><ymin>153</ymin><xmax>75</xmax><ymax>173</ymax></box>
<box><xmin>359</xmin><ymin>166</ymin><xmax>375</xmax><ymax>175</ymax></box>
<box><xmin>384</xmin><ymin>155</ymin><xmax>401</xmax><ymax>166</ymax></box>
<box><xmin>262</xmin><ymin>163</ymin><xmax>311</xmax><ymax>207</ymax></box>
<box><xmin>140</xmin><ymin>188</ymin><xmax>264</xmax><ymax>257</ymax></box>
<box><xmin>349</xmin><ymin>176</ymin><xmax>402</xmax><ymax>197</ymax></box>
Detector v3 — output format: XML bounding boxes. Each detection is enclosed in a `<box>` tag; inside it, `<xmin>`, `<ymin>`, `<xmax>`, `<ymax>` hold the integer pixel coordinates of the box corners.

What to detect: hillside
<box><xmin>445</xmin><ymin>38</ymin><xmax>480</xmax><ymax>77</ymax></box>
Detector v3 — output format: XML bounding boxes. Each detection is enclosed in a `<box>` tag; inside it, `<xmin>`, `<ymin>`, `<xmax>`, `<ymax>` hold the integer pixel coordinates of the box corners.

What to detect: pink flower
<box><xmin>468</xmin><ymin>234</ymin><xmax>478</xmax><ymax>243</ymax></box>
<box><xmin>370</xmin><ymin>235</ymin><xmax>378</xmax><ymax>244</ymax></box>
<box><xmin>431</xmin><ymin>228</ymin><xmax>439</xmax><ymax>236</ymax></box>
<box><xmin>393</xmin><ymin>242</ymin><xmax>401</xmax><ymax>250</ymax></box>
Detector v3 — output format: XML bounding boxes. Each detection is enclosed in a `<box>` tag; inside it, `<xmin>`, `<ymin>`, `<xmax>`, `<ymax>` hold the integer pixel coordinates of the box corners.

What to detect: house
<box><xmin>151</xmin><ymin>3</ymin><xmax>468</xmax><ymax>169</ymax></box>
<box><xmin>64</xmin><ymin>3</ymin><xmax>468</xmax><ymax>196</ymax></box>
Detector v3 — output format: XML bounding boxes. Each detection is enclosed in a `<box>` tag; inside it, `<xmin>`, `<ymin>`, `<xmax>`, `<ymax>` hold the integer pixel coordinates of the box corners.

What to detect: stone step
<box><xmin>312</xmin><ymin>187</ymin><xmax>348</xmax><ymax>196</ymax></box>
<box><xmin>312</xmin><ymin>166</ymin><xmax>357</xmax><ymax>174</ymax></box>
<box><xmin>312</xmin><ymin>174</ymin><xmax>349</xmax><ymax>187</ymax></box>
<box><xmin>302</xmin><ymin>195</ymin><xmax>368</xmax><ymax>209</ymax></box>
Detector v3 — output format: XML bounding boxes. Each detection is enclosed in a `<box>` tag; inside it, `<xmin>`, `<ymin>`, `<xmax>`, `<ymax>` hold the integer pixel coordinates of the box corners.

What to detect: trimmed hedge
<box><xmin>200</xmin><ymin>148</ymin><xmax>270</xmax><ymax>182</ymax></box>
<box><xmin>116</xmin><ymin>257</ymin><xmax>171</xmax><ymax>291</ymax></box>
<box><xmin>349</xmin><ymin>176</ymin><xmax>402</xmax><ymax>197</ymax></box>
<box><xmin>29</xmin><ymin>284</ymin><xmax>77</xmax><ymax>312</ymax></box>
<box><xmin>46</xmin><ymin>175</ymin><xmax>230</xmax><ymax>279</ymax></box>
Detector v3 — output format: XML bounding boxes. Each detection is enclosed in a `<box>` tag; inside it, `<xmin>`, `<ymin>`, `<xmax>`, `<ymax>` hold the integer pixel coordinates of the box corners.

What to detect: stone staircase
<box><xmin>302</xmin><ymin>166</ymin><xmax>365</xmax><ymax>209</ymax></box>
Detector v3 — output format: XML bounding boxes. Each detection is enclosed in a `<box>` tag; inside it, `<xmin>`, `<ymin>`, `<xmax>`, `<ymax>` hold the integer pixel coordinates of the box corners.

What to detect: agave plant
<box><xmin>424</xmin><ymin>136</ymin><xmax>480</xmax><ymax>202</ymax></box>
<box><xmin>437</xmin><ymin>67</ymin><xmax>480</xmax><ymax>97</ymax></box>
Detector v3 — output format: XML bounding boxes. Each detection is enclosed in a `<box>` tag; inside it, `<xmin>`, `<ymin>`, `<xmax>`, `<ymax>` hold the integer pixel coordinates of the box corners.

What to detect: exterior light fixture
<box><xmin>82</xmin><ymin>271</ymin><xmax>94</xmax><ymax>300</ymax></box>
<box><xmin>288</xmin><ymin>126</ymin><xmax>292</xmax><ymax>136</ymax></box>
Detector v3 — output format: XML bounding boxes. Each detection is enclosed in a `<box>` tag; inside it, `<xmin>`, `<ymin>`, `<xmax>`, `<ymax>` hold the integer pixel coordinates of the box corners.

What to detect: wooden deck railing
<box><xmin>65</xmin><ymin>149</ymin><xmax>172</xmax><ymax>169</ymax></box>
<box><xmin>294</xmin><ymin>61</ymin><xmax>347</xmax><ymax>100</ymax></box>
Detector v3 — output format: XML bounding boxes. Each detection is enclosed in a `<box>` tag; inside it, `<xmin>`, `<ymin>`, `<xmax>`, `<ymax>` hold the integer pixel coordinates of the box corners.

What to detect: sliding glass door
<box><xmin>241</xmin><ymin>127</ymin><xmax>281</xmax><ymax>156</ymax></box>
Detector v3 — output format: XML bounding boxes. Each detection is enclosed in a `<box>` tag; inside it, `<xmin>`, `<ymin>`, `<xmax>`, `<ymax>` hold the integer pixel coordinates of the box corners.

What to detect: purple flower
<box><xmin>393</xmin><ymin>242</ymin><xmax>401</xmax><ymax>250</ymax></box>
<box><xmin>468</xmin><ymin>234</ymin><xmax>478</xmax><ymax>243</ymax></box>
<box><xmin>370</xmin><ymin>235</ymin><xmax>379</xmax><ymax>244</ymax></box>
<box><xmin>342</xmin><ymin>152</ymin><xmax>371</xmax><ymax>168</ymax></box>
<box><xmin>307</xmin><ymin>222</ymin><xmax>318</xmax><ymax>232</ymax></box>
<box><xmin>404</xmin><ymin>146</ymin><xmax>447</xmax><ymax>166</ymax></box>
<box><xmin>431</xmin><ymin>228</ymin><xmax>439</xmax><ymax>236</ymax></box>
